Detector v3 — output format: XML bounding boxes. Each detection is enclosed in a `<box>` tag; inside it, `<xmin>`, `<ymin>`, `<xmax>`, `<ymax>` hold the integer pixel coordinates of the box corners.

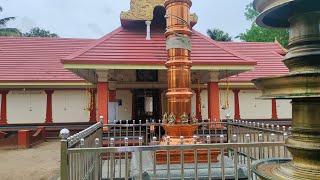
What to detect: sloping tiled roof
<box><xmin>221</xmin><ymin>42</ymin><xmax>288</xmax><ymax>82</ymax></box>
<box><xmin>0</xmin><ymin>30</ymin><xmax>286</xmax><ymax>83</ymax></box>
<box><xmin>0</xmin><ymin>37</ymin><xmax>92</xmax><ymax>82</ymax></box>
<box><xmin>62</xmin><ymin>27</ymin><xmax>256</xmax><ymax>66</ymax></box>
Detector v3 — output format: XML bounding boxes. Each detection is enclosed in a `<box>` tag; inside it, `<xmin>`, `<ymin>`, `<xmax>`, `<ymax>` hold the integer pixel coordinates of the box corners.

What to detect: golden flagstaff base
<box><xmin>252</xmin><ymin>0</ymin><xmax>320</xmax><ymax>179</ymax></box>
<box><xmin>157</xmin><ymin>0</ymin><xmax>219</xmax><ymax>164</ymax></box>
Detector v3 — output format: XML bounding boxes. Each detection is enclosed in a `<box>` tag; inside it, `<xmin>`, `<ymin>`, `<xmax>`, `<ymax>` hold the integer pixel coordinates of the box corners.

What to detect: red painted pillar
<box><xmin>0</xmin><ymin>90</ymin><xmax>9</xmax><ymax>124</ymax></box>
<box><xmin>272</xmin><ymin>99</ymin><xmax>278</xmax><ymax>119</ymax></box>
<box><xmin>45</xmin><ymin>90</ymin><xmax>54</xmax><ymax>123</ymax></box>
<box><xmin>89</xmin><ymin>90</ymin><xmax>97</xmax><ymax>122</ymax></box>
<box><xmin>97</xmin><ymin>82</ymin><xmax>108</xmax><ymax>124</ymax></box>
<box><xmin>196</xmin><ymin>90</ymin><xmax>202</xmax><ymax>120</ymax></box>
<box><xmin>233</xmin><ymin>89</ymin><xmax>241</xmax><ymax>120</ymax></box>
<box><xmin>208</xmin><ymin>82</ymin><xmax>220</xmax><ymax>122</ymax></box>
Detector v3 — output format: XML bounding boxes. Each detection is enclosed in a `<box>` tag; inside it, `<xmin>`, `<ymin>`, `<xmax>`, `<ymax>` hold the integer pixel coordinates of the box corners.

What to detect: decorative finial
<box><xmin>60</xmin><ymin>128</ymin><xmax>70</xmax><ymax>139</ymax></box>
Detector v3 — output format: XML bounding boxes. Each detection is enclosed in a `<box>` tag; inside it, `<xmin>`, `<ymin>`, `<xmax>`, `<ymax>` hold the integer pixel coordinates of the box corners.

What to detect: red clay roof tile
<box><xmin>0</xmin><ymin>29</ymin><xmax>287</xmax><ymax>83</ymax></box>
<box><xmin>0</xmin><ymin>37</ymin><xmax>92</xmax><ymax>82</ymax></box>
<box><xmin>62</xmin><ymin>27</ymin><xmax>256</xmax><ymax>66</ymax></box>
<box><xmin>221</xmin><ymin>42</ymin><xmax>288</xmax><ymax>82</ymax></box>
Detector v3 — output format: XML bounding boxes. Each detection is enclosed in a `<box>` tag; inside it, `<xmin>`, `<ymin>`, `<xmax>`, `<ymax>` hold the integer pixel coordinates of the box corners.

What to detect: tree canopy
<box><xmin>0</xmin><ymin>6</ymin><xmax>21</xmax><ymax>37</ymax></box>
<box><xmin>0</xmin><ymin>6</ymin><xmax>59</xmax><ymax>38</ymax></box>
<box><xmin>207</xmin><ymin>28</ymin><xmax>232</xmax><ymax>42</ymax></box>
<box><xmin>23</xmin><ymin>27</ymin><xmax>59</xmax><ymax>37</ymax></box>
<box><xmin>237</xmin><ymin>3</ymin><xmax>289</xmax><ymax>47</ymax></box>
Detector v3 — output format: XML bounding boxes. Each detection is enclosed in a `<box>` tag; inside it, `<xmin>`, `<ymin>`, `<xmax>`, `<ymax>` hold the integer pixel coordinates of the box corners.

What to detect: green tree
<box><xmin>23</xmin><ymin>27</ymin><xmax>59</xmax><ymax>37</ymax></box>
<box><xmin>237</xmin><ymin>3</ymin><xmax>289</xmax><ymax>47</ymax></box>
<box><xmin>0</xmin><ymin>6</ymin><xmax>21</xmax><ymax>36</ymax></box>
<box><xmin>207</xmin><ymin>28</ymin><xmax>232</xmax><ymax>42</ymax></box>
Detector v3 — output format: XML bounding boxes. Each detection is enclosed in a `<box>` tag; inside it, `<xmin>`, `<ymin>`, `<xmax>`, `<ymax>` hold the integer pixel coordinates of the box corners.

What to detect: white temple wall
<box><xmin>52</xmin><ymin>90</ymin><xmax>89</xmax><ymax>123</ymax></box>
<box><xmin>239</xmin><ymin>90</ymin><xmax>271</xmax><ymax>119</ymax></box>
<box><xmin>220</xmin><ymin>90</ymin><xmax>235</xmax><ymax>120</ymax></box>
<box><xmin>7</xmin><ymin>90</ymin><xmax>46</xmax><ymax>124</ymax></box>
<box><xmin>116</xmin><ymin>90</ymin><xmax>132</xmax><ymax>120</ymax></box>
<box><xmin>277</xmin><ymin>99</ymin><xmax>292</xmax><ymax>119</ymax></box>
<box><xmin>4</xmin><ymin>88</ymin><xmax>292</xmax><ymax>124</ymax></box>
<box><xmin>194</xmin><ymin>89</ymin><xmax>292</xmax><ymax>120</ymax></box>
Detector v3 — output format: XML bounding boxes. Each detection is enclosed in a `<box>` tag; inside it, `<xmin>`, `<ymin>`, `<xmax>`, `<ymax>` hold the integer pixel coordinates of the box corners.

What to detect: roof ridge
<box><xmin>192</xmin><ymin>30</ymin><xmax>256</xmax><ymax>64</ymax></box>
<box><xmin>62</xmin><ymin>27</ymin><xmax>123</xmax><ymax>60</ymax></box>
<box><xmin>274</xmin><ymin>39</ymin><xmax>288</xmax><ymax>54</ymax></box>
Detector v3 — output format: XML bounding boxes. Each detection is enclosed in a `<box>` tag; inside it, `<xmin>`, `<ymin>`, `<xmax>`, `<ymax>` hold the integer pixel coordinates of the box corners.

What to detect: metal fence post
<box><xmin>232</xmin><ymin>134</ymin><xmax>238</xmax><ymax>180</ymax></box>
<box><xmin>95</xmin><ymin>138</ymin><xmax>100</xmax><ymax>180</ymax></box>
<box><xmin>110</xmin><ymin>138</ymin><xmax>115</xmax><ymax>180</ymax></box>
<box><xmin>125</xmin><ymin>137</ymin><xmax>129</xmax><ymax>180</ymax></box>
<box><xmin>207</xmin><ymin>135</ymin><xmax>212</xmax><ymax>179</ymax></box>
<box><xmin>193</xmin><ymin>135</ymin><xmax>198</xmax><ymax>180</ymax></box>
<box><xmin>60</xmin><ymin>128</ymin><xmax>70</xmax><ymax>180</ymax></box>
<box><xmin>220</xmin><ymin>135</ymin><xmax>225</xmax><ymax>180</ymax></box>
<box><xmin>153</xmin><ymin>136</ymin><xmax>157</xmax><ymax>180</ymax></box>
<box><xmin>166</xmin><ymin>136</ymin><xmax>171</xmax><ymax>180</ymax></box>
<box><xmin>180</xmin><ymin>136</ymin><xmax>185</xmax><ymax>180</ymax></box>
<box><xmin>139</xmin><ymin>137</ymin><xmax>143</xmax><ymax>180</ymax></box>
<box><xmin>245</xmin><ymin>134</ymin><xmax>251</xmax><ymax>180</ymax></box>
<box><xmin>283</xmin><ymin>132</ymin><xmax>288</xmax><ymax>158</ymax></box>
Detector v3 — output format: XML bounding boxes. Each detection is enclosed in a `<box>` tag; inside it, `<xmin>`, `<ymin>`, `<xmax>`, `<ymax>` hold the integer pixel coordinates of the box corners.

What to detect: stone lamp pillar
<box><xmin>252</xmin><ymin>0</ymin><xmax>320</xmax><ymax>179</ymax></box>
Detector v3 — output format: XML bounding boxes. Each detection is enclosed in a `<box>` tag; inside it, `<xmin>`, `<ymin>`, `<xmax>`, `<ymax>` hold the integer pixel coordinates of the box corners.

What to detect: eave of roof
<box><xmin>220</xmin><ymin>42</ymin><xmax>288</xmax><ymax>82</ymax></box>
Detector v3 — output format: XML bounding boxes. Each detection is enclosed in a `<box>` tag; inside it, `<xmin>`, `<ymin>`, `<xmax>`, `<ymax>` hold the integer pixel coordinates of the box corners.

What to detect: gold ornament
<box><xmin>162</xmin><ymin>112</ymin><xmax>168</xmax><ymax>124</ymax></box>
<box><xmin>168</xmin><ymin>113</ymin><xmax>176</xmax><ymax>125</ymax></box>
<box><xmin>120</xmin><ymin>0</ymin><xmax>198</xmax><ymax>23</ymax></box>
<box><xmin>181</xmin><ymin>112</ymin><xmax>189</xmax><ymax>125</ymax></box>
<box><xmin>191</xmin><ymin>113</ymin><xmax>198</xmax><ymax>124</ymax></box>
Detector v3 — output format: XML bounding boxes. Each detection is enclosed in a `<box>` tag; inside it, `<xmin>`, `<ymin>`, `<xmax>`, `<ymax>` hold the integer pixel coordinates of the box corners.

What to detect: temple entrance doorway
<box><xmin>132</xmin><ymin>89</ymin><xmax>162</xmax><ymax>123</ymax></box>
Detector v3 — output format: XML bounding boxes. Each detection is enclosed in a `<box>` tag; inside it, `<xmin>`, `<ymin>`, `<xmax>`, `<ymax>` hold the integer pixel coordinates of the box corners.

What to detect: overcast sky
<box><xmin>0</xmin><ymin>0</ymin><xmax>253</xmax><ymax>39</ymax></box>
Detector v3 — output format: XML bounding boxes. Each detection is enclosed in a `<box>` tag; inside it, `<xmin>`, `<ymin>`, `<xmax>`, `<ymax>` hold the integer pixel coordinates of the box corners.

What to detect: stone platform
<box><xmin>131</xmin><ymin>151</ymin><xmax>248</xmax><ymax>179</ymax></box>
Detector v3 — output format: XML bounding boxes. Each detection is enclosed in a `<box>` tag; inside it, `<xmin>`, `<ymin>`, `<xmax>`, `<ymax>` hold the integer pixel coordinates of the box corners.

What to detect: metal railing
<box><xmin>67</xmin><ymin>137</ymin><xmax>284</xmax><ymax>180</ymax></box>
<box><xmin>60</xmin><ymin>117</ymin><xmax>291</xmax><ymax>180</ymax></box>
<box><xmin>104</xmin><ymin>119</ymin><xmax>226</xmax><ymax>146</ymax></box>
<box><xmin>60</xmin><ymin>121</ymin><xmax>103</xmax><ymax>180</ymax></box>
<box><xmin>228</xmin><ymin>120</ymin><xmax>291</xmax><ymax>159</ymax></box>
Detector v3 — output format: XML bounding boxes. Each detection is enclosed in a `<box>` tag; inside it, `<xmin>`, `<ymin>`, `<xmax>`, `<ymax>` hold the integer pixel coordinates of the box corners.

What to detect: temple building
<box><xmin>0</xmin><ymin>0</ymin><xmax>292</xmax><ymax>125</ymax></box>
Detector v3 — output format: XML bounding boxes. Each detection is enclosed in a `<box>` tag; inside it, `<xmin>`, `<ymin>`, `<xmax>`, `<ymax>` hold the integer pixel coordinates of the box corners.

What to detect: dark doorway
<box><xmin>132</xmin><ymin>89</ymin><xmax>162</xmax><ymax>122</ymax></box>
<box><xmin>152</xmin><ymin>6</ymin><xmax>166</xmax><ymax>29</ymax></box>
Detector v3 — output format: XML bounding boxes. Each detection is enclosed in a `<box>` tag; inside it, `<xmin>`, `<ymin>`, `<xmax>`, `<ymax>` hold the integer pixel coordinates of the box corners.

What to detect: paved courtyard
<box><xmin>0</xmin><ymin>140</ymin><xmax>60</xmax><ymax>180</ymax></box>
